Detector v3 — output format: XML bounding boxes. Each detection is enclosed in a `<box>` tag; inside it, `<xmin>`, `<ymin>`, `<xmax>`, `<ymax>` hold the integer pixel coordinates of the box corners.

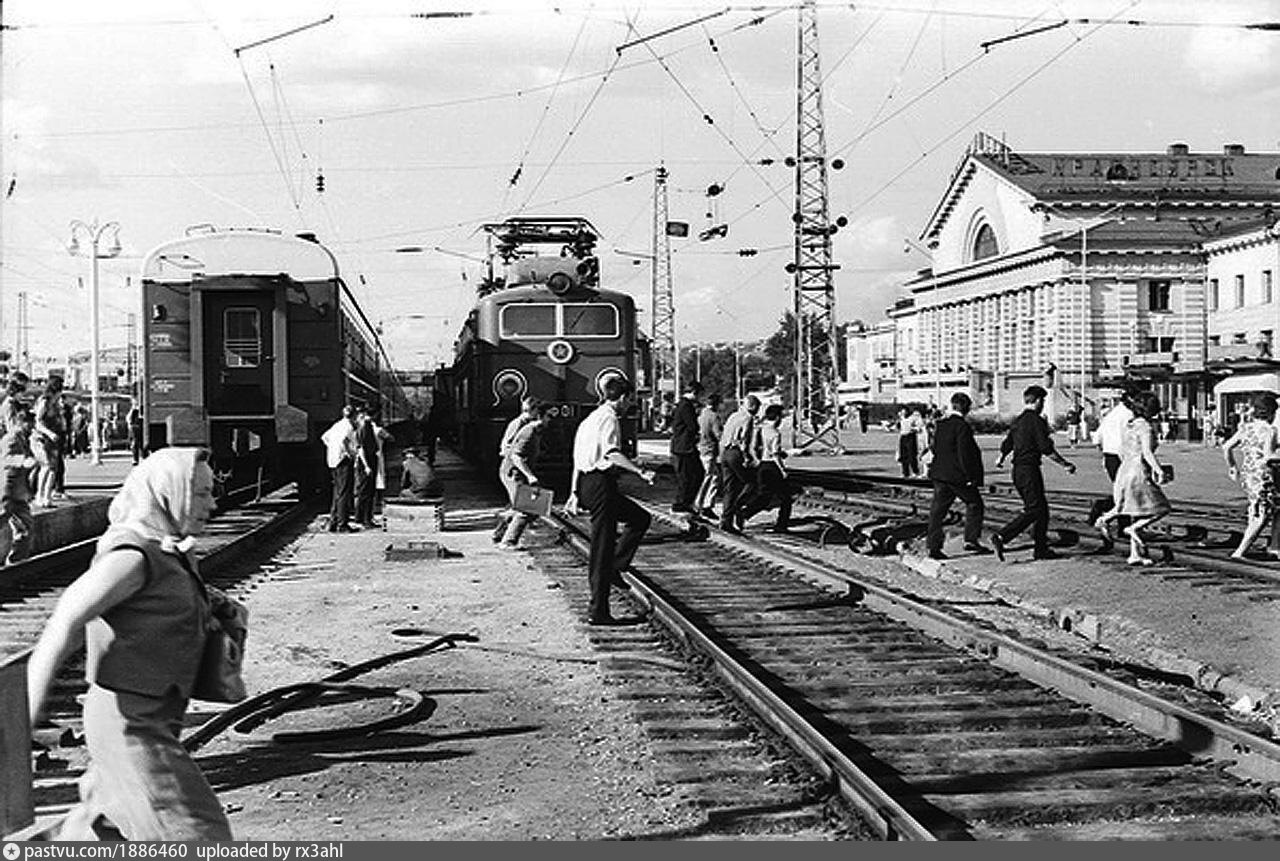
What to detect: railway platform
<box><xmin>638</xmin><ymin>430</ymin><xmax>1280</xmax><ymax>729</ymax></box>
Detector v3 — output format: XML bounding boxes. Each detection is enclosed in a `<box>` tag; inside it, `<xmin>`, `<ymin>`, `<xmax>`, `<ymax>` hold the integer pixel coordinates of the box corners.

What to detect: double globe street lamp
<box><xmin>67</xmin><ymin>219</ymin><xmax>122</xmax><ymax>467</ymax></box>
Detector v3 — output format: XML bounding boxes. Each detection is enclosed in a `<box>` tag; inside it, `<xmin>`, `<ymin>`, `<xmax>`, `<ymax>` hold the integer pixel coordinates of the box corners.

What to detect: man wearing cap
<box><xmin>991</xmin><ymin>385</ymin><xmax>1076</xmax><ymax>561</ymax></box>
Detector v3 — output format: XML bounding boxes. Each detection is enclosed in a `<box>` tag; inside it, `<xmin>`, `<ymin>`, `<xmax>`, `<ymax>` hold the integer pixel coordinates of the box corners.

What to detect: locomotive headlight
<box><xmin>594</xmin><ymin>367</ymin><xmax>628</xmax><ymax>400</ymax></box>
<box><xmin>546</xmin><ymin>339</ymin><xmax>575</xmax><ymax>364</ymax></box>
<box><xmin>492</xmin><ymin>369</ymin><xmax>528</xmax><ymax>405</ymax></box>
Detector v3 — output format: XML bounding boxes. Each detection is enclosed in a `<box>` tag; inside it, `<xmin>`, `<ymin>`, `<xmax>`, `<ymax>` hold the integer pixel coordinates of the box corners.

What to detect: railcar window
<box><xmin>501</xmin><ymin>305</ymin><xmax>557</xmax><ymax>338</ymax></box>
<box><xmin>563</xmin><ymin>304</ymin><xmax>618</xmax><ymax>337</ymax></box>
<box><xmin>223</xmin><ymin>307</ymin><xmax>262</xmax><ymax>367</ymax></box>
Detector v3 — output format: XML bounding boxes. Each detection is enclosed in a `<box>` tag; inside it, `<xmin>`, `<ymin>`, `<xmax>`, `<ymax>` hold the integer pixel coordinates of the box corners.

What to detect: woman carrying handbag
<box><xmin>26</xmin><ymin>447</ymin><xmax>235</xmax><ymax>841</ymax></box>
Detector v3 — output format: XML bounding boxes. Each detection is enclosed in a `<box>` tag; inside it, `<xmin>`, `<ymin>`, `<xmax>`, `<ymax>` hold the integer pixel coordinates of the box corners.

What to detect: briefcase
<box><xmin>513</xmin><ymin>484</ymin><xmax>554</xmax><ymax>517</ymax></box>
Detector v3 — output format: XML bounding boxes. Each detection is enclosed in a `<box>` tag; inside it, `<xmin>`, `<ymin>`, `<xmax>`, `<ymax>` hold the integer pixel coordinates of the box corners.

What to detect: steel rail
<box><xmin>552</xmin><ymin>508</ymin><xmax>936</xmax><ymax>841</ymax></box>
<box><xmin>555</xmin><ymin>495</ymin><xmax>1280</xmax><ymax>836</ymax></box>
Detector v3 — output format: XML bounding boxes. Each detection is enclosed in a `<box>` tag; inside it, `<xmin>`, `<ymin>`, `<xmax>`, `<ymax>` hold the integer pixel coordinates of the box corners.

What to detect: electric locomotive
<box><xmin>444</xmin><ymin>217</ymin><xmax>641</xmax><ymax>492</ymax></box>
<box><xmin>139</xmin><ymin>226</ymin><xmax>410</xmax><ymax>495</ymax></box>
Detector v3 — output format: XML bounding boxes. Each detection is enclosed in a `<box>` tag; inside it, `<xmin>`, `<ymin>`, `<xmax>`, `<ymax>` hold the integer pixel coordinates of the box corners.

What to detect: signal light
<box><xmin>315</xmin><ymin>171</ymin><xmax>325</xmax><ymax>193</ymax></box>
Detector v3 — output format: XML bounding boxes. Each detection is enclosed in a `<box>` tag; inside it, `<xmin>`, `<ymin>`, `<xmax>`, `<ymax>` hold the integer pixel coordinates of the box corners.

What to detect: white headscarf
<box><xmin>99</xmin><ymin>447</ymin><xmax>210</xmax><ymax>556</ymax></box>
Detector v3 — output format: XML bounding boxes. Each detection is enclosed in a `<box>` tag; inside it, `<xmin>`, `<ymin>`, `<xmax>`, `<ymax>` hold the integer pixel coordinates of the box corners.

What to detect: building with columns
<box><xmin>849</xmin><ymin>133</ymin><xmax>1280</xmax><ymax>434</ymax></box>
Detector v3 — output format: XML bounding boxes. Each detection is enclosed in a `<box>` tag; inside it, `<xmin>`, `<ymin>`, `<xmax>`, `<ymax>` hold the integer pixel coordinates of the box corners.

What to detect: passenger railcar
<box><xmin>444</xmin><ymin>217</ymin><xmax>639</xmax><ymax>491</ymax></box>
<box><xmin>140</xmin><ymin>226</ymin><xmax>410</xmax><ymax>494</ymax></box>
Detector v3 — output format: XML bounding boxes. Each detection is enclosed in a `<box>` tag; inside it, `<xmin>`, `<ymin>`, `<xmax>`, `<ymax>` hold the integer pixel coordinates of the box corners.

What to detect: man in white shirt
<box><xmin>321</xmin><ymin>405</ymin><xmax>358</xmax><ymax>532</ymax></box>
<box><xmin>566</xmin><ymin>377</ymin><xmax>655</xmax><ymax>625</ymax></box>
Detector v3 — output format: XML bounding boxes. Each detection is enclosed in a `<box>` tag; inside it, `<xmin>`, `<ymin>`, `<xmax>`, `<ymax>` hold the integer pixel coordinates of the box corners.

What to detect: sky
<box><xmin>2</xmin><ymin>0</ymin><xmax>1279</xmax><ymax>371</ymax></box>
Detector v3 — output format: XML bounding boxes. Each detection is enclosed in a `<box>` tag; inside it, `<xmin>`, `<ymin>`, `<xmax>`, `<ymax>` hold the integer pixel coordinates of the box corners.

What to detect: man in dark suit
<box><xmin>669</xmin><ymin>379</ymin><xmax>704</xmax><ymax>513</ymax></box>
<box><xmin>992</xmin><ymin>385</ymin><xmax>1077</xmax><ymax>561</ymax></box>
<box><xmin>924</xmin><ymin>392</ymin><xmax>989</xmax><ymax>559</ymax></box>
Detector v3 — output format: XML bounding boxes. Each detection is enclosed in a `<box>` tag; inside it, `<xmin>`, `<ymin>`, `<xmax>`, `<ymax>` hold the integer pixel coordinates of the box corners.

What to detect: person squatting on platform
<box><xmin>26</xmin><ymin>447</ymin><xmax>233</xmax><ymax>840</ymax></box>
<box><xmin>924</xmin><ymin>392</ymin><xmax>990</xmax><ymax>560</ymax></box>
<box><xmin>991</xmin><ymin>385</ymin><xmax>1076</xmax><ymax>562</ymax></box>
<box><xmin>566</xmin><ymin>376</ymin><xmax>655</xmax><ymax>626</ymax></box>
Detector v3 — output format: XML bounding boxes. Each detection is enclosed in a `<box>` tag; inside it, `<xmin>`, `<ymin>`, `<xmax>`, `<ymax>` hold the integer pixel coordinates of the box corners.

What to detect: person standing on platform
<box><xmin>0</xmin><ymin>372</ymin><xmax>30</xmax><ymax>438</ymax></box>
<box><xmin>669</xmin><ymin>379</ymin><xmax>704</xmax><ymax>514</ymax></box>
<box><xmin>1094</xmin><ymin>391</ymin><xmax>1172</xmax><ymax>566</ymax></box>
<box><xmin>896</xmin><ymin>407</ymin><xmax>923</xmax><ymax>477</ymax></box>
<box><xmin>321</xmin><ymin>406</ymin><xmax>358</xmax><ymax>532</ymax></box>
<box><xmin>735</xmin><ymin>403</ymin><xmax>794</xmax><ymax>532</ymax></box>
<box><xmin>924</xmin><ymin>392</ymin><xmax>989</xmax><ymax>560</ymax></box>
<box><xmin>353</xmin><ymin>407</ymin><xmax>381</xmax><ymax>528</ymax></box>
<box><xmin>32</xmin><ymin>377</ymin><xmax>67</xmax><ymax>508</ymax></box>
<box><xmin>991</xmin><ymin>385</ymin><xmax>1077</xmax><ymax>561</ymax></box>
<box><xmin>126</xmin><ymin>399</ymin><xmax>145</xmax><ymax>466</ymax></box>
<box><xmin>693</xmin><ymin>392</ymin><xmax>724</xmax><ymax>519</ymax></box>
<box><xmin>0</xmin><ymin>407</ymin><xmax>38</xmax><ymax>566</ymax></box>
<box><xmin>1222</xmin><ymin>392</ymin><xmax>1280</xmax><ymax>560</ymax></box>
<box><xmin>565</xmin><ymin>376</ymin><xmax>655</xmax><ymax>626</ymax></box>
<box><xmin>718</xmin><ymin>394</ymin><xmax>761</xmax><ymax>535</ymax></box>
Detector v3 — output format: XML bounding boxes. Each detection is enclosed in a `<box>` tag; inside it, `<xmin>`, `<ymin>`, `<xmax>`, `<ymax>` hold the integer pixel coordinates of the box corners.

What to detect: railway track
<box><xmin>554</xmin><ymin>498</ymin><xmax>1280</xmax><ymax>840</ymax></box>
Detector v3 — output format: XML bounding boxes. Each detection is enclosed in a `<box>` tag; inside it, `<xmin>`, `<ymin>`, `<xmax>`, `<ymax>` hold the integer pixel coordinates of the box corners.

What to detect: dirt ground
<box><xmin>196</xmin><ymin>499</ymin><xmax>722</xmax><ymax>841</ymax></box>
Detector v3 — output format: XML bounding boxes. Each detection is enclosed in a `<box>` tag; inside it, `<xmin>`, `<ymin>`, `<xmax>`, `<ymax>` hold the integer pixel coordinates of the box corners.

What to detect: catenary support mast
<box><xmin>651</xmin><ymin>165</ymin><xmax>678</xmax><ymax>405</ymax></box>
<box><xmin>791</xmin><ymin>0</ymin><xmax>841</xmax><ymax>451</ymax></box>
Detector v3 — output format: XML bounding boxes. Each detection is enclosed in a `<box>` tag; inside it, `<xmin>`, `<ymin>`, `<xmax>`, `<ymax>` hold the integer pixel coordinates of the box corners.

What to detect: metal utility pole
<box><xmin>789</xmin><ymin>0</ymin><xmax>842</xmax><ymax>451</ymax></box>
<box><xmin>651</xmin><ymin>165</ymin><xmax>678</xmax><ymax>404</ymax></box>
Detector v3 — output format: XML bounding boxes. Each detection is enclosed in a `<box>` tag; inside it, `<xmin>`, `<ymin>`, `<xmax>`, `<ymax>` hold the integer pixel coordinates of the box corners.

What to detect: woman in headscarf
<box><xmin>26</xmin><ymin>447</ymin><xmax>232</xmax><ymax>841</ymax></box>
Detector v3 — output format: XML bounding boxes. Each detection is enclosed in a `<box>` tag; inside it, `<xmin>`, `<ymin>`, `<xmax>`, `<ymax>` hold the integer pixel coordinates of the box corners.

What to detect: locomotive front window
<box><xmin>501</xmin><ymin>305</ymin><xmax>557</xmax><ymax>338</ymax></box>
<box><xmin>563</xmin><ymin>304</ymin><xmax>618</xmax><ymax>337</ymax></box>
<box><xmin>223</xmin><ymin>307</ymin><xmax>262</xmax><ymax>367</ymax></box>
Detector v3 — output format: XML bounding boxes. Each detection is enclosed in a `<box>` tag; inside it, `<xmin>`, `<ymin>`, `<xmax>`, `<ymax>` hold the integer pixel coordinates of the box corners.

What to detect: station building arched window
<box><xmin>972</xmin><ymin>224</ymin><xmax>999</xmax><ymax>261</ymax></box>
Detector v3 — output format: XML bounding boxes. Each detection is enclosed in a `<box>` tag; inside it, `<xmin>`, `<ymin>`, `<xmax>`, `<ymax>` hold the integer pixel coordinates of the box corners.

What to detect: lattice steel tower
<box><xmin>790</xmin><ymin>0</ymin><xmax>841</xmax><ymax>451</ymax></box>
<box><xmin>651</xmin><ymin>165</ymin><xmax>678</xmax><ymax>402</ymax></box>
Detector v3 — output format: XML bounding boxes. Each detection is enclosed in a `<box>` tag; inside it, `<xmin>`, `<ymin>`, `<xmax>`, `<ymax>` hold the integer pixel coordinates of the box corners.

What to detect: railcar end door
<box><xmin>202</xmin><ymin>290</ymin><xmax>275</xmax><ymax>416</ymax></box>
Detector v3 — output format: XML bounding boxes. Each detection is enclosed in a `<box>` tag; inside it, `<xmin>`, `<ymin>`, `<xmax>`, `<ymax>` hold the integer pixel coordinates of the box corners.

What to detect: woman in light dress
<box><xmin>1094</xmin><ymin>391</ymin><xmax>1172</xmax><ymax>566</ymax></box>
<box><xmin>1222</xmin><ymin>392</ymin><xmax>1280</xmax><ymax>560</ymax></box>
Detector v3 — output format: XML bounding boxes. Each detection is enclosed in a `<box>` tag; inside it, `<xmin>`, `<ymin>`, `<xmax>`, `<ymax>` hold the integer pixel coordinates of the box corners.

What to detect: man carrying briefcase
<box><xmin>494</xmin><ymin>400</ymin><xmax>550</xmax><ymax>548</ymax></box>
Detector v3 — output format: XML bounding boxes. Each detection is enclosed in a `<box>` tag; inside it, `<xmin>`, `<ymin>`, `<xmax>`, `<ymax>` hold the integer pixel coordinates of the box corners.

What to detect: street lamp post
<box><xmin>68</xmin><ymin>219</ymin><xmax>121</xmax><ymax>467</ymax></box>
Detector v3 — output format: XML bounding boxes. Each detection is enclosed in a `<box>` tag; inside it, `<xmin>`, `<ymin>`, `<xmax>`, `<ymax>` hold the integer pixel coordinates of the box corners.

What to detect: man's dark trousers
<box><xmin>673</xmin><ymin>452</ymin><xmax>704</xmax><ymax>511</ymax></box>
<box><xmin>926</xmin><ymin>481</ymin><xmax>984</xmax><ymax>554</ymax></box>
<box><xmin>579</xmin><ymin>469</ymin><xmax>651</xmax><ymax>621</ymax></box>
<box><xmin>329</xmin><ymin>459</ymin><xmax>354</xmax><ymax>530</ymax></box>
<box><xmin>718</xmin><ymin>446</ymin><xmax>752</xmax><ymax>529</ymax></box>
<box><xmin>997</xmin><ymin>464</ymin><xmax>1050</xmax><ymax>552</ymax></box>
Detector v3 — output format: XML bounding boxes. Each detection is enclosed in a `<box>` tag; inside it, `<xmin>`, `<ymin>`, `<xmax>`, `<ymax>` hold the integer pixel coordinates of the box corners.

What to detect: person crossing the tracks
<box><xmin>669</xmin><ymin>378</ymin><xmax>704</xmax><ymax>514</ymax></box>
<box><xmin>493</xmin><ymin>399</ymin><xmax>549</xmax><ymax>548</ymax></box>
<box><xmin>565</xmin><ymin>375</ymin><xmax>655</xmax><ymax>626</ymax></box>
<box><xmin>693</xmin><ymin>392</ymin><xmax>725</xmax><ymax>520</ymax></box>
<box><xmin>924</xmin><ymin>392</ymin><xmax>990</xmax><ymax>560</ymax></box>
<box><xmin>0</xmin><ymin>406</ymin><xmax>38</xmax><ymax>566</ymax></box>
<box><xmin>1090</xmin><ymin>384</ymin><xmax>1142</xmax><ymax>550</ymax></box>
<box><xmin>735</xmin><ymin>403</ymin><xmax>795</xmax><ymax>532</ymax></box>
<box><xmin>990</xmin><ymin>385</ymin><xmax>1076</xmax><ymax>562</ymax></box>
<box><xmin>321</xmin><ymin>405</ymin><xmax>358</xmax><ymax>532</ymax></box>
<box><xmin>492</xmin><ymin>396</ymin><xmax>539</xmax><ymax>540</ymax></box>
<box><xmin>717</xmin><ymin>394</ymin><xmax>761</xmax><ymax>535</ymax></box>
<box><xmin>25</xmin><ymin>447</ymin><xmax>233</xmax><ymax>840</ymax></box>
<box><xmin>1093</xmin><ymin>390</ymin><xmax>1173</xmax><ymax>566</ymax></box>
<box><xmin>1221</xmin><ymin>391</ymin><xmax>1280</xmax><ymax>560</ymax></box>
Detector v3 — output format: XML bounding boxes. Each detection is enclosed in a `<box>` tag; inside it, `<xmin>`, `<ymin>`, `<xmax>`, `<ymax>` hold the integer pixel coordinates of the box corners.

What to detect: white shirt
<box><xmin>1096</xmin><ymin>403</ymin><xmax>1133</xmax><ymax>455</ymax></box>
<box><xmin>572</xmin><ymin>402</ymin><xmax>621</xmax><ymax>473</ymax></box>
<box><xmin>321</xmin><ymin>418</ymin><xmax>355</xmax><ymax>469</ymax></box>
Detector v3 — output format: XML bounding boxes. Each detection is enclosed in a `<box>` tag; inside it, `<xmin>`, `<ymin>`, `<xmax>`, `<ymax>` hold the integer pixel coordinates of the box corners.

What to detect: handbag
<box><xmin>513</xmin><ymin>483</ymin><xmax>554</xmax><ymax>517</ymax></box>
<box><xmin>193</xmin><ymin>587</ymin><xmax>250</xmax><ymax>703</ymax></box>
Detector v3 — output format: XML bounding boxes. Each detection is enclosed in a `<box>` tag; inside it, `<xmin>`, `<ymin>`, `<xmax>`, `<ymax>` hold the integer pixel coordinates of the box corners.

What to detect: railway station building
<box><xmin>849</xmin><ymin>132</ymin><xmax>1280</xmax><ymax>437</ymax></box>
